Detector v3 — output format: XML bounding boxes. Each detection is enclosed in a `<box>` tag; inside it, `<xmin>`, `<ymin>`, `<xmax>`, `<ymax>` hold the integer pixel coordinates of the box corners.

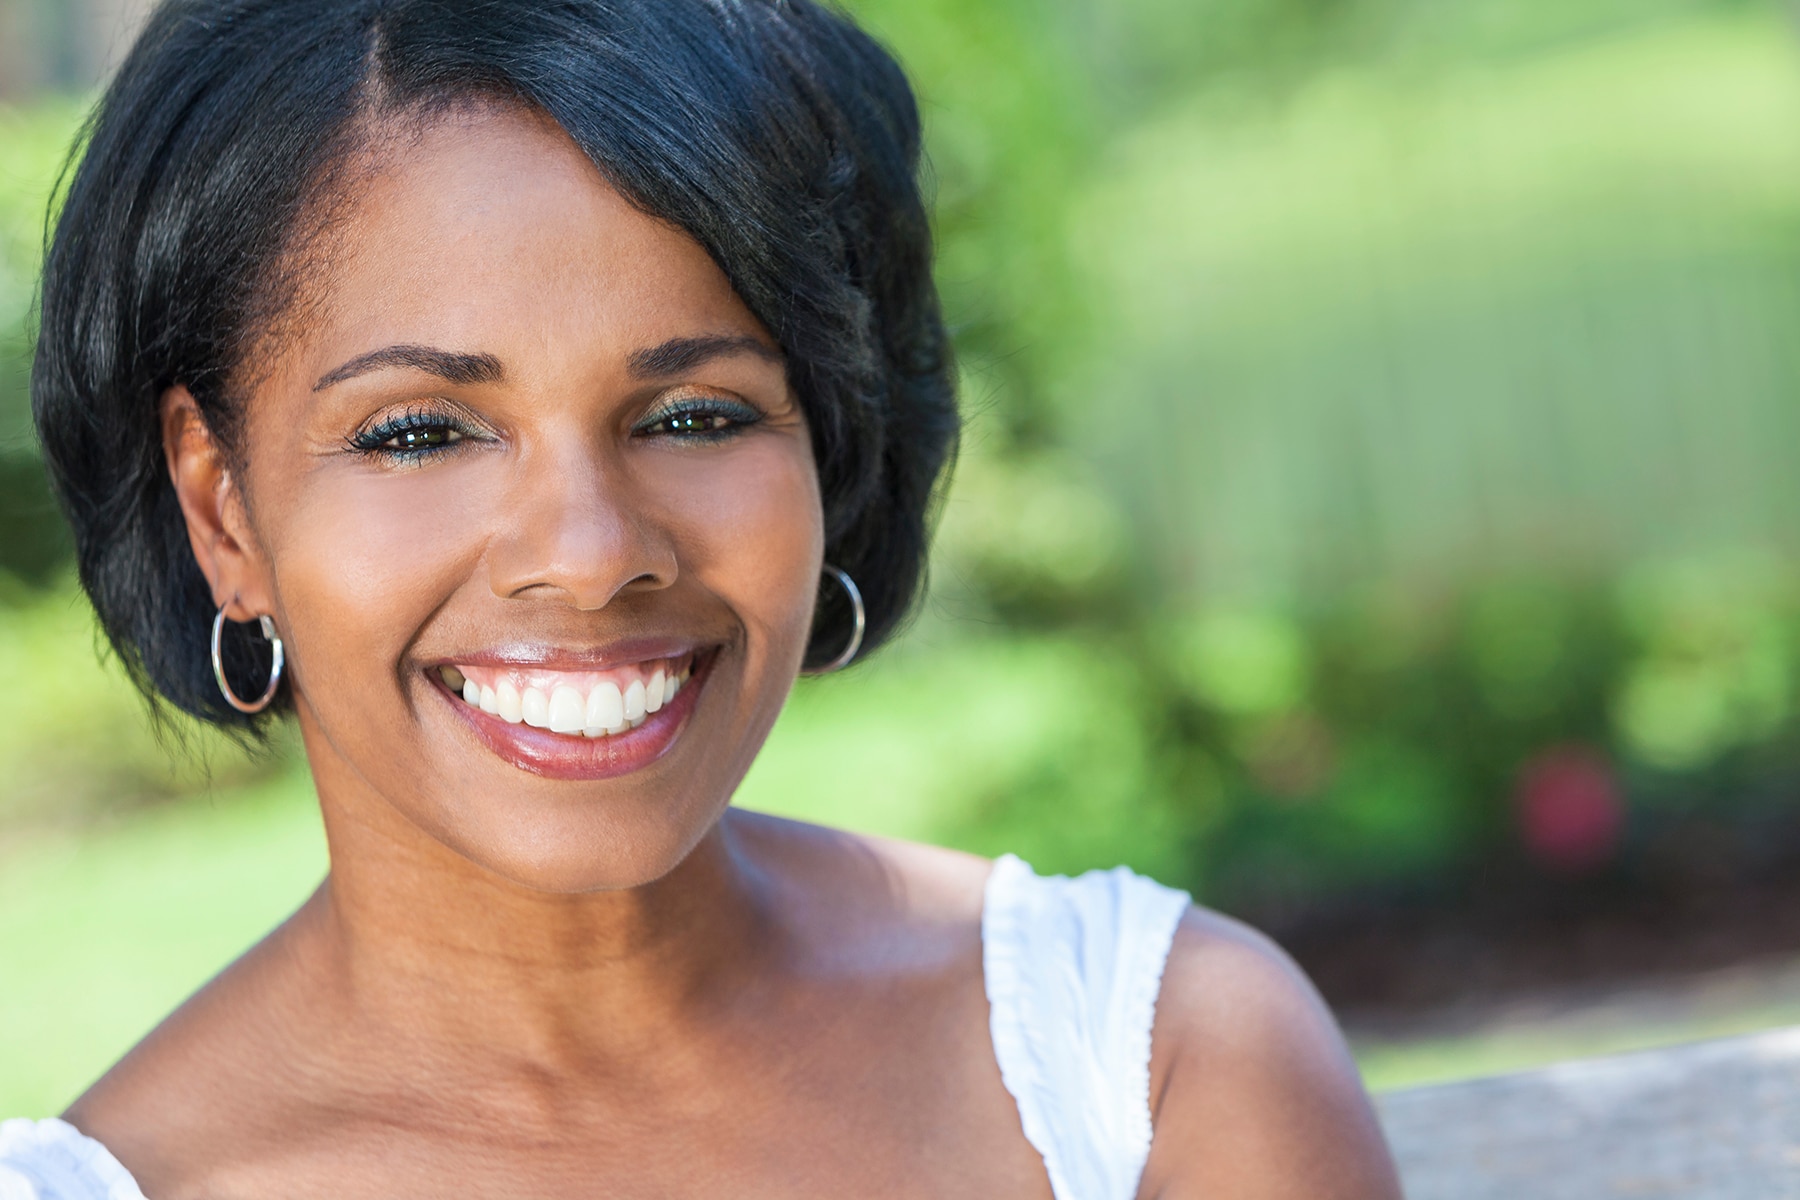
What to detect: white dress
<box><xmin>0</xmin><ymin>854</ymin><xmax>1190</xmax><ymax>1200</ymax></box>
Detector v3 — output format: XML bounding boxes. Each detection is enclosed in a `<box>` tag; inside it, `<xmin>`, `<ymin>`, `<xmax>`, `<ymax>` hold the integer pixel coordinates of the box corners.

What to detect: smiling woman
<box><xmin>3</xmin><ymin>2</ymin><xmax>1399</xmax><ymax>1198</ymax></box>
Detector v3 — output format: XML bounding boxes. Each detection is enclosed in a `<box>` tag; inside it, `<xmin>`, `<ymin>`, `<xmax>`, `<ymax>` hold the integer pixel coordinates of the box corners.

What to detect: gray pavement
<box><xmin>1380</xmin><ymin>1026</ymin><xmax>1800</xmax><ymax>1198</ymax></box>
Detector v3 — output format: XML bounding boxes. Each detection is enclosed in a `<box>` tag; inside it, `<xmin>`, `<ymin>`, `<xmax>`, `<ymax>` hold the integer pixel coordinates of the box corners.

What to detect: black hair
<box><xmin>32</xmin><ymin>0</ymin><xmax>957</xmax><ymax>728</ymax></box>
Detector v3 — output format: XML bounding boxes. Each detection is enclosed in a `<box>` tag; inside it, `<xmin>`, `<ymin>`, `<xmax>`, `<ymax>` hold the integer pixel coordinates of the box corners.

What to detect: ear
<box><xmin>161</xmin><ymin>387</ymin><xmax>273</xmax><ymax>623</ymax></box>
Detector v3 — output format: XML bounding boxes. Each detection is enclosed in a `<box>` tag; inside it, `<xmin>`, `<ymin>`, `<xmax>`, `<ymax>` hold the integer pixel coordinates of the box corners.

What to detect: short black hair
<box><xmin>33</xmin><ymin>0</ymin><xmax>957</xmax><ymax>728</ymax></box>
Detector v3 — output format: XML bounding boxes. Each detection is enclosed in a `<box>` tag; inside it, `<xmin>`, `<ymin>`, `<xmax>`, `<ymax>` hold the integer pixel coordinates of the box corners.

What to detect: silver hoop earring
<box><xmin>211</xmin><ymin>607</ymin><xmax>285</xmax><ymax>714</ymax></box>
<box><xmin>808</xmin><ymin>564</ymin><xmax>866</xmax><ymax>675</ymax></box>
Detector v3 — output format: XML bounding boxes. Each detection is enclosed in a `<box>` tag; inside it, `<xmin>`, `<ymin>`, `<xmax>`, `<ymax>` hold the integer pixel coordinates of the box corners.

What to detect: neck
<box><xmin>295</xmin><ymin>768</ymin><xmax>777</xmax><ymax>1071</ymax></box>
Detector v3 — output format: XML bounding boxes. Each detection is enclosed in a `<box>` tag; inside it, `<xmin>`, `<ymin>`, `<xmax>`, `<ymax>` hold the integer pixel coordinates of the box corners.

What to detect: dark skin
<box><xmin>66</xmin><ymin>103</ymin><xmax>1403</xmax><ymax>1199</ymax></box>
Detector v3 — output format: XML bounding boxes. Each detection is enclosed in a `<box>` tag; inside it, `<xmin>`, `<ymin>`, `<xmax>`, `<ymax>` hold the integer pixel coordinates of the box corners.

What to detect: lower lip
<box><xmin>437</xmin><ymin>654</ymin><xmax>712</xmax><ymax>781</ymax></box>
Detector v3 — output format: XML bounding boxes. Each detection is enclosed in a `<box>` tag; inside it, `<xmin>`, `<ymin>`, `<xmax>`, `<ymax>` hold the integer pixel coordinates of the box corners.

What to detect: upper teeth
<box><xmin>440</xmin><ymin>659</ymin><xmax>690</xmax><ymax>738</ymax></box>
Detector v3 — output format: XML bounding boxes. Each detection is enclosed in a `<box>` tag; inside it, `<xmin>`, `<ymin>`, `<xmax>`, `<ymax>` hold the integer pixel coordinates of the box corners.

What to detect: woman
<box><xmin>0</xmin><ymin>1</ymin><xmax>1402</xmax><ymax>1196</ymax></box>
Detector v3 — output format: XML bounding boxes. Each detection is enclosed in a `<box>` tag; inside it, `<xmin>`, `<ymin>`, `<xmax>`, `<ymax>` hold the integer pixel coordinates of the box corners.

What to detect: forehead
<box><xmin>293</xmin><ymin>102</ymin><xmax>766</xmax><ymax>388</ymax></box>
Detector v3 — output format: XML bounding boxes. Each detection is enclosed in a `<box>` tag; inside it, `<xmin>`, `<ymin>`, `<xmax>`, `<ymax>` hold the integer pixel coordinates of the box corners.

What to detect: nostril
<box><xmin>484</xmin><ymin>499</ymin><xmax>676</xmax><ymax>605</ymax></box>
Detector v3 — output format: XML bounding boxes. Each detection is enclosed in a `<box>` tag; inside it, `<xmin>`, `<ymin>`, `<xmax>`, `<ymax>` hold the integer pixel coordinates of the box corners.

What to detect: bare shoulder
<box><xmin>62</xmin><ymin>901</ymin><xmax>328</xmax><ymax>1198</ymax></box>
<box><xmin>1137</xmin><ymin>907</ymin><xmax>1402</xmax><ymax>1200</ymax></box>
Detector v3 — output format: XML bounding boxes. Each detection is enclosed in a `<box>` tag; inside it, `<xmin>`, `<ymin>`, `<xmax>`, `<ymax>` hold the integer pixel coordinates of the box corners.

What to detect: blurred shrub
<box><xmin>930</xmin><ymin>432</ymin><xmax>1134</xmax><ymax>625</ymax></box>
<box><xmin>0</xmin><ymin>101</ymin><xmax>79</xmax><ymax>583</ymax></box>
<box><xmin>0</xmin><ymin>577</ymin><xmax>286</xmax><ymax>829</ymax></box>
<box><xmin>739</xmin><ymin>634</ymin><xmax>1207</xmax><ymax>887</ymax></box>
<box><xmin>737</xmin><ymin>545</ymin><xmax>1800</xmax><ymax>927</ymax></box>
<box><xmin>1614</xmin><ymin>555</ymin><xmax>1794</xmax><ymax>771</ymax></box>
<box><xmin>6</xmin><ymin>0</ymin><xmax>1800</xmax><ymax>929</ymax></box>
<box><xmin>889</xmin><ymin>0</ymin><xmax>1800</xmax><ymax>916</ymax></box>
<box><xmin>767</xmin><ymin>555</ymin><xmax>1800</xmax><ymax>917</ymax></box>
<box><xmin>1073</xmin><ymin>4</ymin><xmax>1800</xmax><ymax>598</ymax></box>
<box><xmin>1170</xmin><ymin>609</ymin><xmax>1311</xmax><ymax>717</ymax></box>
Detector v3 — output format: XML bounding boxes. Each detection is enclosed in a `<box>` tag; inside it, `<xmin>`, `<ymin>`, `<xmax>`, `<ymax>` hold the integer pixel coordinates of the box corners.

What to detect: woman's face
<box><xmin>200</xmin><ymin>104</ymin><xmax>822</xmax><ymax>892</ymax></box>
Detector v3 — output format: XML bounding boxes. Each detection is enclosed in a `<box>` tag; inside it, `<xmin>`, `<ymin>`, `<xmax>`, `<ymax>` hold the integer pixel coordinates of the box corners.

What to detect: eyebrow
<box><xmin>311</xmin><ymin>333</ymin><xmax>782</xmax><ymax>393</ymax></box>
<box><xmin>313</xmin><ymin>345</ymin><xmax>505</xmax><ymax>392</ymax></box>
<box><xmin>626</xmin><ymin>334</ymin><xmax>783</xmax><ymax>379</ymax></box>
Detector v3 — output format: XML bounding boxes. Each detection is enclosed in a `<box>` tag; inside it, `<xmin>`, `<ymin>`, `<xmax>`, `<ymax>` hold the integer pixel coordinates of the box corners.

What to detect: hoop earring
<box><xmin>211</xmin><ymin>606</ymin><xmax>285</xmax><ymax>714</ymax></box>
<box><xmin>807</xmin><ymin>564</ymin><xmax>866</xmax><ymax>675</ymax></box>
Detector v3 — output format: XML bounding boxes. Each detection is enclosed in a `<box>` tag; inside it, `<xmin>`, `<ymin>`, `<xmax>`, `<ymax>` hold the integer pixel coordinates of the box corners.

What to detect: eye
<box><xmin>385</xmin><ymin>424</ymin><xmax>462</xmax><ymax>451</ymax></box>
<box><xmin>347</xmin><ymin>406</ymin><xmax>480</xmax><ymax>459</ymax></box>
<box><xmin>656</xmin><ymin>410</ymin><xmax>736</xmax><ymax>436</ymax></box>
<box><xmin>634</xmin><ymin>394</ymin><xmax>764</xmax><ymax>442</ymax></box>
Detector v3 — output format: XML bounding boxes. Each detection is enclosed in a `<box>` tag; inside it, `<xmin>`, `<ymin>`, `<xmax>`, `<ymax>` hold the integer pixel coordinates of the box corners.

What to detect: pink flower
<box><xmin>1515</xmin><ymin>746</ymin><xmax>1625</xmax><ymax>874</ymax></box>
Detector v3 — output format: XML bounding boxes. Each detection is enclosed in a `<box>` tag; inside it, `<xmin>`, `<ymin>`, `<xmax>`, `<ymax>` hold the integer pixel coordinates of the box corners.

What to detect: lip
<box><xmin>437</xmin><ymin>636</ymin><xmax>703</xmax><ymax>673</ymax></box>
<box><xmin>434</xmin><ymin>646</ymin><xmax>716</xmax><ymax>781</ymax></box>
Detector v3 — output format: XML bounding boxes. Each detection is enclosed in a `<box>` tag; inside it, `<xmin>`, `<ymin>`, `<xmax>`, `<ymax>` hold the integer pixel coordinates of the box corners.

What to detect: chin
<box><xmin>433</xmin><ymin>790</ymin><xmax>726</xmax><ymax>894</ymax></box>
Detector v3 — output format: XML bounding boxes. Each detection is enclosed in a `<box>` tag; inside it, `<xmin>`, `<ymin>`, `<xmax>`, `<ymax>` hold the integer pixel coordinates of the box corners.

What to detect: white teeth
<box><xmin>585</xmin><ymin>681</ymin><xmax>626</xmax><ymax>736</ymax></box>
<box><xmin>495</xmin><ymin>681</ymin><xmax>523</xmax><ymax>724</ymax></box>
<box><xmin>521</xmin><ymin>686</ymin><xmax>550</xmax><ymax>728</ymax></box>
<box><xmin>547</xmin><ymin>686</ymin><xmax>586</xmax><ymax>733</ymax></box>
<box><xmin>459</xmin><ymin>658</ymin><xmax>693</xmax><ymax>736</ymax></box>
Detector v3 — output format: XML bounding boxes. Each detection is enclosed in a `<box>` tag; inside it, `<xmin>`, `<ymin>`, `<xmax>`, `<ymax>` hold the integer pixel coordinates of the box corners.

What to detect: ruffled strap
<box><xmin>982</xmin><ymin>854</ymin><xmax>1191</xmax><ymax>1200</ymax></box>
<box><xmin>0</xmin><ymin>1119</ymin><xmax>146</xmax><ymax>1200</ymax></box>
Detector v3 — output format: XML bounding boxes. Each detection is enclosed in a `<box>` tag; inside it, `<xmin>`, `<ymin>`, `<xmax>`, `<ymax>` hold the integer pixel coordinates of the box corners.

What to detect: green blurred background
<box><xmin>9</xmin><ymin>0</ymin><xmax>1800</xmax><ymax>1115</ymax></box>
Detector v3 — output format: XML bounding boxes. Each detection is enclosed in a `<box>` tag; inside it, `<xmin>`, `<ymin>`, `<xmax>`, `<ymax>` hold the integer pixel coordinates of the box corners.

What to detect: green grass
<box><xmin>1355</xmin><ymin>995</ymin><xmax>1800</xmax><ymax>1091</ymax></box>
<box><xmin>0</xmin><ymin>769</ymin><xmax>326</xmax><ymax>1118</ymax></box>
<box><xmin>0</xmin><ymin>583</ymin><xmax>282</xmax><ymax>828</ymax></box>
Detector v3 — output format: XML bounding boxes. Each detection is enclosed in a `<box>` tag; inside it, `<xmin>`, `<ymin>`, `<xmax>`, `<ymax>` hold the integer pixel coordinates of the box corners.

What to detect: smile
<box><xmin>431</xmin><ymin>646</ymin><xmax>714</xmax><ymax>781</ymax></box>
<box><xmin>438</xmin><ymin>655</ymin><xmax>694</xmax><ymax>740</ymax></box>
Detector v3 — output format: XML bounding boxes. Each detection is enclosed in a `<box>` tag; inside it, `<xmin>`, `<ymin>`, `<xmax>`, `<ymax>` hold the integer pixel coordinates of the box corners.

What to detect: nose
<box><xmin>484</xmin><ymin>440</ymin><xmax>676</xmax><ymax>610</ymax></box>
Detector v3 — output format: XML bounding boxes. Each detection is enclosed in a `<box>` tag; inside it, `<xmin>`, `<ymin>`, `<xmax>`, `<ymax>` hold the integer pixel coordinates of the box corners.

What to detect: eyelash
<box><xmin>632</xmin><ymin>394</ymin><xmax>765</xmax><ymax>443</ymax></box>
<box><xmin>346</xmin><ymin>405</ymin><xmax>478</xmax><ymax>459</ymax></box>
<box><xmin>346</xmin><ymin>394</ymin><xmax>764</xmax><ymax>462</ymax></box>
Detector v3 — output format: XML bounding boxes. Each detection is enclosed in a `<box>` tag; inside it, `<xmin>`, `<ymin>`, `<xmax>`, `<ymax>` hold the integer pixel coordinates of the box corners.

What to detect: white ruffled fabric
<box><xmin>982</xmin><ymin>853</ymin><xmax>1192</xmax><ymax>1200</ymax></box>
<box><xmin>1</xmin><ymin>854</ymin><xmax>1188</xmax><ymax>1200</ymax></box>
<box><xmin>0</xmin><ymin>1120</ymin><xmax>144</xmax><ymax>1200</ymax></box>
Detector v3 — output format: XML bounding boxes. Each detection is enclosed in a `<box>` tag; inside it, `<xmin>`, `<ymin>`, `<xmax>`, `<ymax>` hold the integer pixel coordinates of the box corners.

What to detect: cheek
<box><xmin>652</xmin><ymin>439</ymin><xmax>824</xmax><ymax>658</ymax></box>
<box><xmin>266</xmin><ymin>439</ymin><xmax>823</xmax><ymax>690</ymax></box>
<box><xmin>268</xmin><ymin>467</ymin><xmax>481</xmax><ymax>694</ymax></box>
<box><xmin>241</xmin><ymin>432</ymin><xmax>821</xmax><ymax>890</ymax></box>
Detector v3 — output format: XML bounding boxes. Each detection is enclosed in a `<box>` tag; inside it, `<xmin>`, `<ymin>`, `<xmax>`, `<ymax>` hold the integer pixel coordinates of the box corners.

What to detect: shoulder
<box><xmin>1138</xmin><ymin>907</ymin><xmax>1402</xmax><ymax>1199</ymax></box>
<box><xmin>60</xmin><ymin>901</ymin><xmax>333</xmax><ymax>1199</ymax></box>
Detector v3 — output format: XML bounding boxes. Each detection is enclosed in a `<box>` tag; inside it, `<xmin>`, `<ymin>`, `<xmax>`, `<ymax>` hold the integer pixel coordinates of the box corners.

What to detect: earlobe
<box><xmin>160</xmin><ymin>386</ymin><xmax>260</xmax><ymax>621</ymax></box>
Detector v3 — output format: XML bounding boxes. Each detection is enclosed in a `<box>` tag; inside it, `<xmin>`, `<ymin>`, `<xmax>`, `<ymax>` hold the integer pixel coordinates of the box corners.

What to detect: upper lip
<box><xmin>428</xmin><ymin>636</ymin><xmax>713</xmax><ymax>672</ymax></box>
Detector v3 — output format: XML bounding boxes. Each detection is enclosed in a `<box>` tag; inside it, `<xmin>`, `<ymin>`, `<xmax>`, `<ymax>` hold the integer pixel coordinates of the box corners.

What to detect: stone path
<box><xmin>1379</xmin><ymin>1027</ymin><xmax>1800</xmax><ymax>1198</ymax></box>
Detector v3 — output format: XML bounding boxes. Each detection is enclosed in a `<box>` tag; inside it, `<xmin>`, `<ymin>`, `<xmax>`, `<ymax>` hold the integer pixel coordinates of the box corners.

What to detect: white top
<box><xmin>1</xmin><ymin>854</ymin><xmax>1190</xmax><ymax>1200</ymax></box>
<box><xmin>0</xmin><ymin>1118</ymin><xmax>143</xmax><ymax>1200</ymax></box>
<box><xmin>983</xmin><ymin>854</ymin><xmax>1191</xmax><ymax>1200</ymax></box>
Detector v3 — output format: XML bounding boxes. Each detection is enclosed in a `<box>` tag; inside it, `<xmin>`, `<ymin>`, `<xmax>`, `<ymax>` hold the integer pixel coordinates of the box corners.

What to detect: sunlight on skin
<box><xmin>44</xmin><ymin>97</ymin><xmax>1400</xmax><ymax>1200</ymax></box>
<box><xmin>67</xmin><ymin>102</ymin><xmax>1061</xmax><ymax>1199</ymax></box>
